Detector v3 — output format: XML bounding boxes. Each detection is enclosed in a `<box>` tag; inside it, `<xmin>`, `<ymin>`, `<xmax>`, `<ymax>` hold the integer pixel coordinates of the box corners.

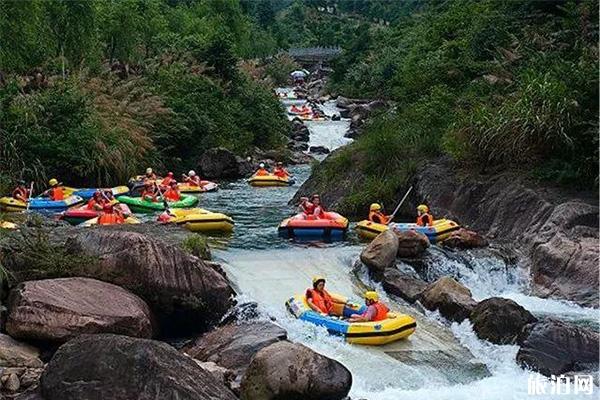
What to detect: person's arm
<box><xmin>348</xmin><ymin>306</ymin><xmax>375</xmax><ymax>323</ymax></box>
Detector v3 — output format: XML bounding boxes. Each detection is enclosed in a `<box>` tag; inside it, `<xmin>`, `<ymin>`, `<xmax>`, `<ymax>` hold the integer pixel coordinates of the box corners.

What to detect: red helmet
<box><xmin>167</xmin><ymin>172</ymin><xmax>174</xmax><ymax>177</ymax></box>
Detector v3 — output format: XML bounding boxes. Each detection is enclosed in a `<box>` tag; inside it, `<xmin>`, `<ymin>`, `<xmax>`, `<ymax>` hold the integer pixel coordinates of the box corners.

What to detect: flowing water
<box><xmin>197</xmin><ymin>88</ymin><xmax>597</xmax><ymax>399</ymax></box>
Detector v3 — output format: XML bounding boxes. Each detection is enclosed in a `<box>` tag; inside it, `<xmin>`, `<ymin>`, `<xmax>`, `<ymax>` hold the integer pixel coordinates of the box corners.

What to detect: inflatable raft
<box><xmin>178</xmin><ymin>181</ymin><xmax>218</xmax><ymax>193</ymax></box>
<box><xmin>60</xmin><ymin>203</ymin><xmax>132</xmax><ymax>225</ymax></box>
<box><xmin>356</xmin><ymin>219</ymin><xmax>460</xmax><ymax>242</ymax></box>
<box><xmin>248</xmin><ymin>175</ymin><xmax>295</xmax><ymax>187</ymax></box>
<box><xmin>288</xmin><ymin>106</ymin><xmax>312</xmax><ymax>115</ymax></box>
<box><xmin>286</xmin><ymin>293</ymin><xmax>416</xmax><ymax>345</ymax></box>
<box><xmin>65</xmin><ymin>186</ymin><xmax>129</xmax><ymax>200</ymax></box>
<box><xmin>116</xmin><ymin>194</ymin><xmax>198</xmax><ymax>213</ymax></box>
<box><xmin>0</xmin><ymin>195</ymin><xmax>84</xmax><ymax>213</ymax></box>
<box><xmin>82</xmin><ymin>215</ymin><xmax>140</xmax><ymax>226</ymax></box>
<box><xmin>278</xmin><ymin>212</ymin><xmax>348</xmax><ymax>239</ymax></box>
<box><xmin>164</xmin><ymin>208</ymin><xmax>234</xmax><ymax>233</ymax></box>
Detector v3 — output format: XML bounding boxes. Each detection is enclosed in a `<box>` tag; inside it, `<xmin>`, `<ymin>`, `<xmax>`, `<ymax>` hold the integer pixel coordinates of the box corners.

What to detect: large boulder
<box><xmin>420</xmin><ymin>277</ymin><xmax>477</xmax><ymax>322</ymax></box>
<box><xmin>470</xmin><ymin>297</ymin><xmax>537</xmax><ymax>344</ymax></box>
<box><xmin>7</xmin><ymin>277</ymin><xmax>153</xmax><ymax>342</ymax></box>
<box><xmin>309</xmin><ymin>145</ymin><xmax>330</xmax><ymax>155</ymax></box>
<box><xmin>240</xmin><ymin>341</ymin><xmax>351</xmax><ymax>400</ymax></box>
<box><xmin>41</xmin><ymin>334</ymin><xmax>237</xmax><ymax>400</ymax></box>
<box><xmin>65</xmin><ymin>230</ymin><xmax>234</xmax><ymax>335</ymax></box>
<box><xmin>441</xmin><ymin>228</ymin><xmax>488</xmax><ymax>249</ymax></box>
<box><xmin>382</xmin><ymin>268</ymin><xmax>427</xmax><ymax>303</ymax></box>
<box><xmin>199</xmin><ymin>147</ymin><xmax>242</xmax><ymax>179</ymax></box>
<box><xmin>360</xmin><ymin>230</ymin><xmax>399</xmax><ymax>275</ymax></box>
<box><xmin>395</xmin><ymin>229</ymin><xmax>430</xmax><ymax>257</ymax></box>
<box><xmin>516</xmin><ymin>319</ymin><xmax>599</xmax><ymax>376</ymax></box>
<box><xmin>183</xmin><ymin>321</ymin><xmax>287</xmax><ymax>383</ymax></box>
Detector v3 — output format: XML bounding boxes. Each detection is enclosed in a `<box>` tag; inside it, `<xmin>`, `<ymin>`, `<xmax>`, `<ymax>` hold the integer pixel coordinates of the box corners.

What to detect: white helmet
<box><xmin>259</xmin><ymin>163</ymin><xmax>265</xmax><ymax>168</ymax></box>
<box><xmin>188</xmin><ymin>170</ymin><xmax>196</xmax><ymax>177</ymax></box>
<box><xmin>146</xmin><ymin>168</ymin><xmax>153</xmax><ymax>174</ymax></box>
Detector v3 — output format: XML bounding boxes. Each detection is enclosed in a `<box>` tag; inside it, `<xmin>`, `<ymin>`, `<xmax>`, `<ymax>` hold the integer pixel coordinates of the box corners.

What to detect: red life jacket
<box><xmin>161</xmin><ymin>177</ymin><xmax>174</xmax><ymax>187</ymax></box>
<box><xmin>50</xmin><ymin>187</ymin><xmax>64</xmax><ymax>201</ymax></box>
<box><xmin>362</xmin><ymin>301</ymin><xmax>389</xmax><ymax>322</ymax></box>
<box><xmin>164</xmin><ymin>189</ymin><xmax>180</xmax><ymax>201</ymax></box>
<box><xmin>273</xmin><ymin>168</ymin><xmax>289</xmax><ymax>178</ymax></box>
<box><xmin>416</xmin><ymin>213</ymin><xmax>434</xmax><ymax>227</ymax></box>
<box><xmin>12</xmin><ymin>187</ymin><xmax>29</xmax><ymax>201</ymax></box>
<box><xmin>306</xmin><ymin>288</ymin><xmax>333</xmax><ymax>314</ymax></box>
<box><xmin>302</xmin><ymin>202</ymin><xmax>315</xmax><ymax>215</ymax></box>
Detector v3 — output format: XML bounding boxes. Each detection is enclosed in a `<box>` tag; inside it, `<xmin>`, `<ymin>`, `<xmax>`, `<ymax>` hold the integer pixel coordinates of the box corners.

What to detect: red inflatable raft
<box><xmin>278</xmin><ymin>212</ymin><xmax>349</xmax><ymax>239</ymax></box>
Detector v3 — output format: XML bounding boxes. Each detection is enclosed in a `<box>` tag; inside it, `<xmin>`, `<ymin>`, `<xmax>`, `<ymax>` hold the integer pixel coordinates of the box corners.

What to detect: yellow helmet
<box><xmin>370</xmin><ymin>203</ymin><xmax>381</xmax><ymax>211</ymax></box>
<box><xmin>48</xmin><ymin>178</ymin><xmax>59</xmax><ymax>186</ymax></box>
<box><xmin>364</xmin><ymin>291</ymin><xmax>379</xmax><ymax>301</ymax></box>
<box><xmin>417</xmin><ymin>204</ymin><xmax>429</xmax><ymax>213</ymax></box>
<box><xmin>312</xmin><ymin>275</ymin><xmax>326</xmax><ymax>284</ymax></box>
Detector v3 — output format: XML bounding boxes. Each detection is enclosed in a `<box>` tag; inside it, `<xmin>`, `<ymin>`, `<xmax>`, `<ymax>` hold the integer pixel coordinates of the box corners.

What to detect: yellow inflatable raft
<box><xmin>356</xmin><ymin>218</ymin><xmax>460</xmax><ymax>243</ymax></box>
<box><xmin>247</xmin><ymin>175</ymin><xmax>295</xmax><ymax>187</ymax></box>
<box><xmin>165</xmin><ymin>208</ymin><xmax>234</xmax><ymax>233</ymax></box>
<box><xmin>286</xmin><ymin>293</ymin><xmax>416</xmax><ymax>346</ymax></box>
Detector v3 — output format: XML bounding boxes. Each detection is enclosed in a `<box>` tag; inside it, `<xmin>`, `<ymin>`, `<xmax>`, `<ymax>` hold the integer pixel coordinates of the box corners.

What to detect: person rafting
<box><xmin>161</xmin><ymin>172</ymin><xmax>175</xmax><ymax>187</ymax></box>
<box><xmin>144</xmin><ymin>168</ymin><xmax>157</xmax><ymax>182</ymax></box>
<box><xmin>12</xmin><ymin>180</ymin><xmax>30</xmax><ymax>202</ymax></box>
<box><xmin>416</xmin><ymin>204</ymin><xmax>434</xmax><ymax>227</ymax></box>
<box><xmin>86</xmin><ymin>191</ymin><xmax>106</xmax><ymax>211</ymax></box>
<box><xmin>273</xmin><ymin>162</ymin><xmax>290</xmax><ymax>178</ymax></box>
<box><xmin>97</xmin><ymin>203</ymin><xmax>125</xmax><ymax>225</ymax></box>
<box><xmin>163</xmin><ymin>180</ymin><xmax>181</xmax><ymax>201</ymax></box>
<box><xmin>306</xmin><ymin>276</ymin><xmax>345</xmax><ymax>316</ymax></box>
<box><xmin>182</xmin><ymin>170</ymin><xmax>202</xmax><ymax>186</ymax></box>
<box><xmin>254</xmin><ymin>163</ymin><xmax>270</xmax><ymax>176</ymax></box>
<box><xmin>348</xmin><ymin>291</ymin><xmax>389</xmax><ymax>323</ymax></box>
<box><xmin>311</xmin><ymin>194</ymin><xmax>325</xmax><ymax>218</ymax></box>
<box><xmin>298</xmin><ymin>196</ymin><xmax>313</xmax><ymax>215</ymax></box>
<box><xmin>368</xmin><ymin>203</ymin><xmax>390</xmax><ymax>225</ymax></box>
<box><xmin>141</xmin><ymin>182</ymin><xmax>158</xmax><ymax>202</ymax></box>
<box><xmin>157</xmin><ymin>208</ymin><xmax>174</xmax><ymax>223</ymax></box>
<box><xmin>42</xmin><ymin>178</ymin><xmax>64</xmax><ymax>201</ymax></box>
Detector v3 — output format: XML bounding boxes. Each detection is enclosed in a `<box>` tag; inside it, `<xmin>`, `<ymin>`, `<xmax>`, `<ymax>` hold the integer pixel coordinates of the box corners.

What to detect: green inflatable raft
<box><xmin>116</xmin><ymin>194</ymin><xmax>198</xmax><ymax>213</ymax></box>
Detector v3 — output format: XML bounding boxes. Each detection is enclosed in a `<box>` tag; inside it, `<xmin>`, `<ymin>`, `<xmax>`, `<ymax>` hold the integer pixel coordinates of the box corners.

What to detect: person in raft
<box><xmin>87</xmin><ymin>191</ymin><xmax>106</xmax><ymax>211</ymax></box>
<box><xmin>311</xmin><ymin>194</ymin><xmax>326</xmax><ymax>218</ymax></box>
<box><xmin>141</xmin><ymin>182</ymin><xmax>158</xmax><ymax>202</ymax></box>
<box><xmin>41</xmin><ymin>178</ymin><xmax>65</xmax><ymax>201</ymax></box>
<box><xmin>163</xmin><ymin>180</ymin><xmax>181</xmax><ymax>201</ymax></box>
<box><xmin>12</xmin><ymin>180</ymin><xmax>30</xmax><ymax>202</ymax></box>
<box><xmin>368</xmin><ymin>203</ymin><xmax>390</xmax><ymax>224</ymax></box>
<box><xmin>273</xmin><ymin>162</ymin><xmax>290</xmax><ymax>178</ymax></box>
<box><xmin>254</xmin><ymin>163</ymin><xmax>270</xmax><ymax>176</ymax></box>
<box><xmin>306</xmin><ymin>276</ymin><xmax>347</xmax><ymax>316</ymax></box>
<box><xmin>348</xmin><ymin>291</ymin><xmax>389</xmax><ymax>323</ymax></box>
<box><xmin>182</xmin><ymin>170</ymin><xmax>202</xmax><ymax>186</ymax></box>
<box><xmin>143</xmin><ymin>167</ymin><xmax>157</xmax><ymax>182</ymax></box>
<box><xmin>298</xmin><ymin>196</ymin><xmax>313</xmax><ymax>215</ymax></box>
<box><xmin>161</xmin><ymin>171</ymin><xmax>175</xmax><ymax>188</ymax></box>
<box><xmin>97</xmin><ymin>203</ymin><xmax>125</xmax><ymax>225</ymax></box>
<box><xmin>416</xmin><ymin>204</ymin><xmax>434</xmax><ymax>227</ymax></box>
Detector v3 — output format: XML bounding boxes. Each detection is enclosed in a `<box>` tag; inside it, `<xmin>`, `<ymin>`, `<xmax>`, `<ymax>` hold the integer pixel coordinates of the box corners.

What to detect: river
<box><xmin>196</xmin><ymin>89</ymin><xmax>596</xmax><ymax>399</ymax></box>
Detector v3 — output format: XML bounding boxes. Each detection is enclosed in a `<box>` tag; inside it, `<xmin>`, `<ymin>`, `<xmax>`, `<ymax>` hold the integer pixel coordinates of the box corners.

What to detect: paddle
<box><xmin>387</xmin><ymin>186</ymin><xmax>413</xmax><ymax>223</ymax></box>
<box><xmin>154</xmin><ymin>182</ymin><xmax>171</xmax><ymax>213</ymax></box>
<box><xmin>25</xmin><ymin>181</ymin><xmax>34</xmax><ymax>212</ymax></box>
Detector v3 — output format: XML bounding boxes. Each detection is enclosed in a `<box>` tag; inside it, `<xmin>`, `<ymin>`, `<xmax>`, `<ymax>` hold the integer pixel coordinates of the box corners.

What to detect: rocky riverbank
<box><xmin>0</xmin><ymin>224</ymin><xmax>353</xmax><ymax>399</ymax></box>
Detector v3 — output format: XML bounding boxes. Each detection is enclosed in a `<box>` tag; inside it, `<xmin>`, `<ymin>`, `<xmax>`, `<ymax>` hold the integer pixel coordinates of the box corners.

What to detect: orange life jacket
<box><xmin>50</xmin><ymin>187</ymin><xmax>64</xmax><ymax>201</ymax></box>
<box><xmin>97</xmin><ymin>213</ymin><xmax>124</xmax><ymax>225</ymax></box>
<box><xmin>362</xmin><ymin>301</ymin><xmax>389</xmax><ymax>322</ymax></box>
<box><xmin>255</xmin><ymin>168</ymin><xmax>269</xmax><ymax>176</ymax></box>
<box><xmin>164</xmin><ymin>189</ymin><xmax>180</xmax><ymax>201</ymax></box>
<box><xmin>161</xmin><ymin>177</ymin><xmax>174</xmax><ymax>187</ymax></box>
<box><xmin>416</xmin><ymin>212</ymin><xmax>434</xmax><ymax>227</ymax></box>
<box><xmin>307</xmin><ymin>288</ymin><xmax>333</xmax><ymax>314</ymax></box>
<box><xmin>273</xmin><ymin>168</ymin><xmax>289</xmax><ymax>178</ymax></box>
<box><xmin>368</xmin><ymin>211</ymin><xmax>390</xmax><ymax>225</ymax></box>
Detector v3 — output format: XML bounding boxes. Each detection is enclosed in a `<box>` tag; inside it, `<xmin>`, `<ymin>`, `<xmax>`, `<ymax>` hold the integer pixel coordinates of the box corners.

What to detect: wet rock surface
<box><xmin>41</xmin><ymin>334</ymin><xmax>237</xmax><ymax>400</ymax></box>
<box><xmin>441</xmin><ymin>228</ymin><xmax>488</xmax><ymax>249</ymax></box>
<box><xmin>395</xmin><ymin>229</ymin><xmax>430</xmax><ymax>257</ymax></box>
<box><xmin>516</xmin><ymin>319</ymin><xmax>599</xmax><ymax>376</ymax></box>
<box><xmin>240</xmin><ymin>341</ymin><xmax>352</xmax><ymax>400</ymax></box>
<box><xmin>360</xmin><ymin>230</ymin><xmax>399</xmax><ymax>274</ymax></box>
<box><xmin>382</xmin><ymin>268</ymin><xmax>427</xmax><ymax>303</ymax></box>
<box><xmin>420</xmin><ymin>276</ymin><xmax>477</xmax><ymax>322</ymax></box>
<box><xmin>470</xmin><ymin>297</ymin><xmax>537</xmax><ymax>344</ymax></box>
<box><xmin>7</xmin><ymin>277</ymin><xmax>154</xmax><ymax>342</ymax></box>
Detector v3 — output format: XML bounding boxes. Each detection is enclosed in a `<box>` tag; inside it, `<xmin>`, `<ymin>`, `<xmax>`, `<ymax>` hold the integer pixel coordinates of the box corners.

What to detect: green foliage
<box><xmin>330</xmin><ymin>0</ymin><xmax>599</xmax><ymax>189</ymax></box>
<box><xmin>181</xmin><ymin>234</ymin><xmax>211</xmax><ymax>260</ymax></box>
